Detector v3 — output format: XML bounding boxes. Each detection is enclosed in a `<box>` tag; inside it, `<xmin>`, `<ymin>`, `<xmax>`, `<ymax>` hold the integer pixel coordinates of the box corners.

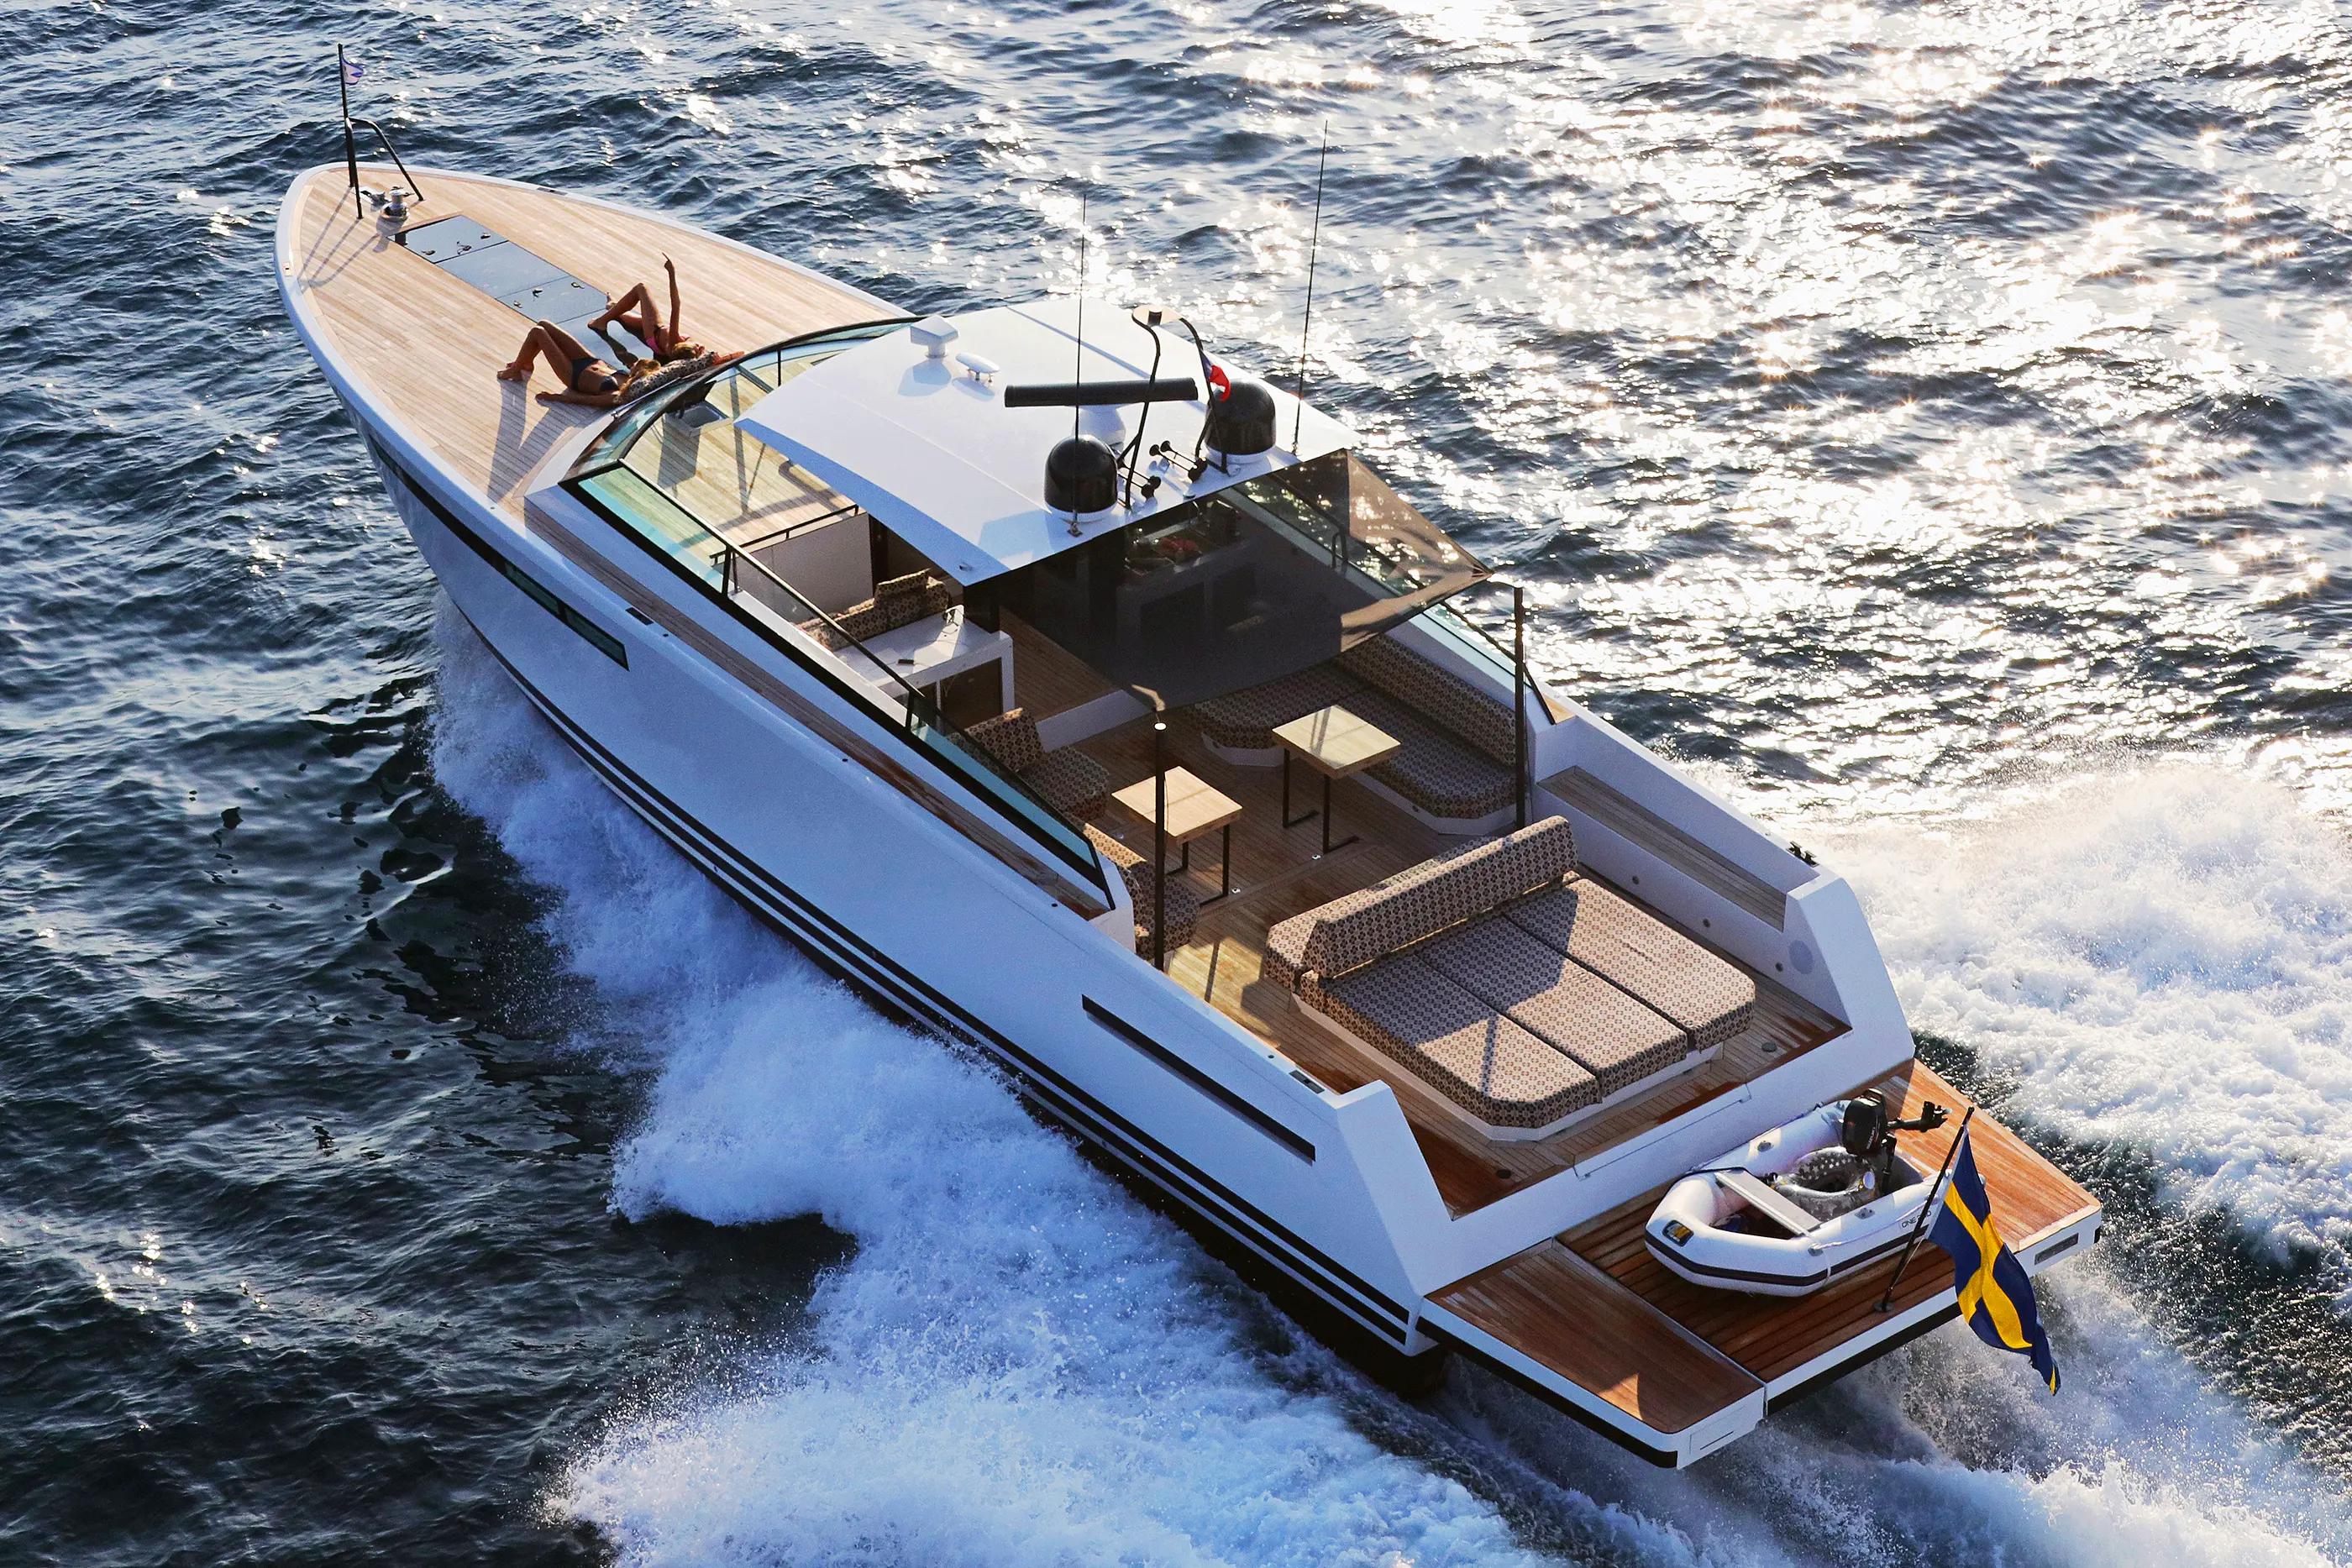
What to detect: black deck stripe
<box><xmin>441</xmin><ymin>610</ymin><xmax>1410</xmax><ymax>1333</ymax></box>
<box><xmin>367</xmin><ymin>437</ymin><xmax>626</xmax><ymax>666</ymax></box>
<box><xmin>1082</xmin><ymin>999</ymin><xmax>1317</xmax><ymax>1164</ymax></box>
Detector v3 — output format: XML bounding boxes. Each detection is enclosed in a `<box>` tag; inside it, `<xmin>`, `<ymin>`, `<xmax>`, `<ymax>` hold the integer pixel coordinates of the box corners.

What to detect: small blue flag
<box><xmin>343</xmin><ymin>56</ymin><xmax>365</xmax><ymax>87</ymax></box>
<box><xmin>1929</xmin><ymin>1127</ymin><xmax>2061</xmax><ymax>1392</ymax></box>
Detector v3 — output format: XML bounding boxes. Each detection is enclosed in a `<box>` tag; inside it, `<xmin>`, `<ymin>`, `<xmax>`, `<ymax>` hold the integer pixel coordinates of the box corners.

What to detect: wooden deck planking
<box><xmin>1071</xmin><ymin>716</ymin><xmax>1845</xmax><ymax>1216</ymax></box>
<box><xmin>1562</xmin><ymin>1061</ymin><xmax>2098</xmax><ymax>1384</ymax></box>
<box><xmin>284</xmin><ymin>165</ymin><xmax>882</xmax><ymax>518</ymax></box>
<box><xmin>1431</xmin><ymin>1238</ymin><xmax>1761</xmax><ymax>1434</ymax></box>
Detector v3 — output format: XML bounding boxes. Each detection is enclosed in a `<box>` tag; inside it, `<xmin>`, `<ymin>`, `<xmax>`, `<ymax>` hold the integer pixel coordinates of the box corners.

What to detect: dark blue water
<box><xmin>8</xmin><ymin>0</ymin><xmax>2352</xmax><ymax>1561</ymax></box>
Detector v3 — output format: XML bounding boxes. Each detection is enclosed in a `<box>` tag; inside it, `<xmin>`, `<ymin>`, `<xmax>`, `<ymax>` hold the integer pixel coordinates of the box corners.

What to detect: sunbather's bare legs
<box><xmin>589</xmin><ymin>282</ymin><xmax>665</xmax><ymax>353</ymax></box>
<box><xmin>496</xmin><ymin>320</ymin><xmax>617</xmax><ymax>391</ymax></box>
<box><xmin>591</xmin><ymin>256</ymin><xmax>691</xmax><ymax>357</ymax></box>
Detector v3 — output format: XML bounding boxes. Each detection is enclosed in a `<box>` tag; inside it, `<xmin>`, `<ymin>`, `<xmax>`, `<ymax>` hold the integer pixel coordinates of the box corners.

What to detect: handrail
<box><xmin>706</xmin><ymin>531</ymin><xmax>1082</xmax><ymax>836</ymax></box>
<box><xmin>736</xmin><ymin>501</ymin><xmax>862</xmax><ymax>554</ymax></box>
<box><xmin>348</xmin><ymin>117</ymin><xmax>426</xmax><ymax>209</ymax></box>
<box><xmin>565</xmin><ymin>448</ymin><xmax>1100</xmax><ymax>885</ymax></box>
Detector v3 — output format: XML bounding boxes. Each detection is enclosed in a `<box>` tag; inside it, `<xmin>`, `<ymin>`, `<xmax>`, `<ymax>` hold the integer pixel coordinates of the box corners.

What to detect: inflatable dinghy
<box><xmin>1646</xmin><ymin>1093</ymin><xmax>1950</xmax><ymax>1297</ymax></box>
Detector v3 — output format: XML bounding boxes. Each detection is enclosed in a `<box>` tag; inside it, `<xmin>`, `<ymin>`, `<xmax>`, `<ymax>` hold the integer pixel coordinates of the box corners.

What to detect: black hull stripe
<box><xmin>444</xmin><ymin>614</ymin><xmax>1412</xmax><ymax>1338</ymax></box>
<box><xmin>1766</xmin><ymin>1303</ymin><xmax>1961</xmax><ymax>1413</ymax></box>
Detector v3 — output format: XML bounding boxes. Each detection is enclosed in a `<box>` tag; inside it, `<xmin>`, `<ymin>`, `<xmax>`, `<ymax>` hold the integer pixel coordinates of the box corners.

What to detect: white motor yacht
<box><xmin>276</xmin><ymin>155</ymin><xmax>2101</xmax><ymax>1467</ymax></box>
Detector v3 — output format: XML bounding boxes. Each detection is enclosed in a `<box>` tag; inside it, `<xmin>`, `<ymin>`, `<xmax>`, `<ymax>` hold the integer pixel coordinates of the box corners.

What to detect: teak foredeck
<box><xmin>284</xmin><ymin>165</ymin><xmax>879</xmax><ymax>519</ymax></box>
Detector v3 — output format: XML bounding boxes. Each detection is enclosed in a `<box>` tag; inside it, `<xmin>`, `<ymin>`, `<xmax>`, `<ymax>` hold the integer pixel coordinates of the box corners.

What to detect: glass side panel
<box><xmin>569</xmin><ymin>454</ymin><xmax>1103</xmax><ymax>890</ymax></box>
<box><xmin>583</xmin><ymin>319</ymin><xmax>906</xmax><ymax>472</ymax></box>
<box><xmin>1421</xmin><ymin>599</ymin><xmax>1521</xmax><ymax>690</ymax></box>
<box><xmin>575</xmin><ymin>465</ymin><xmax>727</xmax><ymax>590</ymax></box>
<box><xmin>906</xmin><ymin>709</ymin><xmax>1096</xmax><ymax>869</ymax></box>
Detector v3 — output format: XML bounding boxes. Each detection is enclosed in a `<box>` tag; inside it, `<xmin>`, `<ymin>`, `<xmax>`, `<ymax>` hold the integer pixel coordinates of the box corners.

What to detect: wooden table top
<box><xmin>1273</xmin><ymin>704</ymin><xmax>1402</xmax><ymax>778</ymax></box>
<box><xmin>1111</xmin><ymin>766</ymin><xmax>1244</xmax><ymax>842</ymax></box>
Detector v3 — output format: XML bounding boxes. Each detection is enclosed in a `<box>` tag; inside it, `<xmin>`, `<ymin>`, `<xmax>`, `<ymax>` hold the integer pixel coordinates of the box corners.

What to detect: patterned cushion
<box><xmin>804</xmin><ymin>574</ymin><xmax>958</xmax><ymax>650</ymax></box>
<box><xmin>874</xmin><ymin>569</ymin><xmax>936</xmax><ymax>603</ymax></box>
<box><xmin>1085</xmin><ymin>824</ymin><xmax>1198</xmax><ymax>955</ymax></box>
<box><xmin>1419</xmin><ymin>918</ymin><xmax>1688</xmax><ymax>1094</ymax></box>
<box><xmin>1025</xmin><ymin>747</ymin><xmax>1110</xmax><ymax>822</ymax></box>
<box><xmin>1341</xmin><ymin>634</ymin><xmax>1516</xmax><ymax>763</ymax></box>
<box><xmin>967</xmin><ymin>709</ymin><xmax>1047</xmax><ymax>774</ymax></box>
<box><xmin>1344</xmin><ymin>690</ymin><xmax>1516</xmax><ymax>821</ymax></box>
<box><xmin>1506</xmin><ymin>883</ymin><xmax>1757</xmax><ymax>1048</ymax></box>
<box><xmin>1262</xmin><ymin>910</ymin><xmax>1315</xmax><ymax>994</ymax></box>
<box><xmin>1298</xmin><ymin>818</ymin><xmax>1578</xmax><ymax>979</ymax></box>
<box><xmin>1321</xmin><ymin>954</ymin><xmax>1599</xmax><ymax>1128</ymax></box>
<box><xmin>1192</xmin><ymin>663</ymin><xmax>1362</xmax><ymax>752</ymax></box>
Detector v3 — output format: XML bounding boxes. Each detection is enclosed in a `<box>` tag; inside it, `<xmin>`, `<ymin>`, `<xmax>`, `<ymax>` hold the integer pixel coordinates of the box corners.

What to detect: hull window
<box><xmin>367</xmin><ymin>435</ymin><xmax>628</xmax><ymax>668</ymax></box>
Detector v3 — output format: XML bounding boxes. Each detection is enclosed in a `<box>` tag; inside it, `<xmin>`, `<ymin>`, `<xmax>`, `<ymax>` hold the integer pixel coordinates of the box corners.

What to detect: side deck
<box><xmin>1427</xmin><ymin>1061</ymin><xmax>2100</xmax><ymax>1457</ymax></box>
<box><xmin>281</xmin><ymin>163</ymin><xmax>883</xmax><ymax>517</ymax></box>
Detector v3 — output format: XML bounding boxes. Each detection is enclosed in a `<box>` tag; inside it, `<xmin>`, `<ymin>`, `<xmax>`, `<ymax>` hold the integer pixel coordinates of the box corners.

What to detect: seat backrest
<box><xmin>1340</xmin><ymin>634</ymin><xmax>1516</xmax><ymax>763</ymax></box>
<box><xmin>966</xmin><ymin>707</ymin><xmax>1046</xmax><ymax>774</ymax></box>
<box><xmin>826</xmin><ymin>571</ymin><xmax>956</xmax><ymax>648</ymax></box>
<box><xmin>1300</xmin><ymin>817</ymin><xmax>1576</xmax><ymax>978</ymax></box>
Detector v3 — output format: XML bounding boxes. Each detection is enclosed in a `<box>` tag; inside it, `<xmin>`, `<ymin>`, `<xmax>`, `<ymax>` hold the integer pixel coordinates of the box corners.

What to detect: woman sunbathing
<box><xmin>496</xmin><ymin>319</ymin><xmax>639</xmax><ymax>406</ymax></box>
<box><xmin>589</xmin><ymin>254</ymin><xmax>710</xmax><ymax>363</ymax></box>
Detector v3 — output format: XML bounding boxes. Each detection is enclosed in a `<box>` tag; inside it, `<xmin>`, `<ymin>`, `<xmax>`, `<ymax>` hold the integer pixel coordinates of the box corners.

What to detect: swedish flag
<box><xmin>1928</xmin><ymin>1127</ymin><xmax>2060</xmax><ymax>1392</ymax></box>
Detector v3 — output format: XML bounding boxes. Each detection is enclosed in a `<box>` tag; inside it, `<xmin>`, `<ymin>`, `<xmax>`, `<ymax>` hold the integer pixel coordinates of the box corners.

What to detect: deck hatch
<box><xmin>399</xmin><ymin>215</ymin><xmax>643</xmax><ymax>356</ymax></box>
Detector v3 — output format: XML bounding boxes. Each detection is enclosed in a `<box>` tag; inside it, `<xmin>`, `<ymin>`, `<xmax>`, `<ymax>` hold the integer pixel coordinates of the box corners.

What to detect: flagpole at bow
<box><xmin>1875</xmin><ymin>1104</ymin><xmax>1976</xmax><ymax>1314</ymax></box>
<box><xmin>338</xmin><ymin>45</ymin><xmax>361</xmax><ymax>219</ymax></box>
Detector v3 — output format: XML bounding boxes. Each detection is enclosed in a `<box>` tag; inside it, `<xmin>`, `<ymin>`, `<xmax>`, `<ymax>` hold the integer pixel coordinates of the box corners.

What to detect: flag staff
<box><xmin>338</xmin><ymin>45</ymin><xmax>362</xmax><ymax>219</ymax></box>
<box><xmin>1876</xmin><ymin>1104</ymin><xmax>1975</xmax><ymax>1314</ymax></box>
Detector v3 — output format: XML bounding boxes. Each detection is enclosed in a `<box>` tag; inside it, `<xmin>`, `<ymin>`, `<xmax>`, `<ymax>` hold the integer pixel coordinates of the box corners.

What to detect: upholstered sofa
<box><xmin>1193</xmin><ymin>633</ymin><xmax>1516</xmax><ymax>826</ymax></box>
<box><xmin>967</xmin><ymin>707</ymin><xmax>1111</xmax><ymax>823</ymax></box>
<box><xmin>1263</xmin><ymin>819</ymin><xmax>1756</xmax><ymax>1135</ymax></box>
<box><xmin>801</xmin><ymin>569</ymin><xmax>958</xmax><ymax>652</ymax></box>
<box><xmin>1087</xmin><ymin>825</ymin><xmax>1200</xmax><ymax>957</ymax></box>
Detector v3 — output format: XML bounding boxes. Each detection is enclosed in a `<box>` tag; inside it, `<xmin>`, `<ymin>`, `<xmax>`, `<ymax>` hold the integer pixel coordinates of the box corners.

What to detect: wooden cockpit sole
<box><xmin>1432</xmin><ymin>1061</ymin><xmax>2097</xmax><ymax>1440</ymax></box>
<box><xmin>1070</xmin><ymin>715</ymin><xmax>1845</xmax><ymax>1217</ymax></box>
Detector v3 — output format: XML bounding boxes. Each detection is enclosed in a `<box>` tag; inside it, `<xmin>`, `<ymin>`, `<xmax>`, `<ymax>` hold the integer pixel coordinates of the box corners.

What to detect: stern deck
<box><xmin>1431</xmin><ymin>1061</ymin><xmax>2099</xmax><ymax>1455</ymax></box>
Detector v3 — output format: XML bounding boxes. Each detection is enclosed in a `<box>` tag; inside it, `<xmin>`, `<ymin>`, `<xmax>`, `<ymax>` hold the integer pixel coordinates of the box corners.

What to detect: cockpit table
<box><xmin>1273</xmin><ymin>704</ymin><xmax>1400</xmax><ymax>856</ymax></box>
<box><xmin>1112</xmin><ymin>766</ymin><xmax>1243</xmax><ymax>902</ymax></box>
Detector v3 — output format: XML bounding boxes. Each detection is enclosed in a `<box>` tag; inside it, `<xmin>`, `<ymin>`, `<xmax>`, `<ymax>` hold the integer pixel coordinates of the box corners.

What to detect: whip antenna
<box><xmin>1292</xmin><ymin>121</ymin><xmax>1330</xmax><ymax>454</ymax></box>
<box><xmin>1068</xmin><ymin>194</ymin><xmax>1088</xmax><ymax>534</ymax></box>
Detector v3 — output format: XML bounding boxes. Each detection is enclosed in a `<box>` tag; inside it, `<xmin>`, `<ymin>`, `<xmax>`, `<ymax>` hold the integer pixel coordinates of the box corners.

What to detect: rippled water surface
<box><xmin>8</xmin><ymin>0</ymin><xmax>2352</xmax><ymax>1561</ymax></box>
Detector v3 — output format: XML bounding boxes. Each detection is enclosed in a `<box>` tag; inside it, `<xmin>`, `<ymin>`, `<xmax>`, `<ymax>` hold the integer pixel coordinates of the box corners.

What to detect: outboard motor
<box><xmin>1203</xmin><ymin>375</ymin><xmax>1277</xmax><ymax>463</ymax></box>
<box><xmin>1835</xmin><ymin>1091</ymin><xmax>1950</xmax><ymax>1193</ymax></box>
<box><xmin>1840</xmin><ymin>1092</ymin><xmax>1892</xmax><ymax>1161</ymax></box>
<box><xmin>1045</xmin><ymin>435</ymin><xmax>1118</xmax><ymax>517</ymax></box>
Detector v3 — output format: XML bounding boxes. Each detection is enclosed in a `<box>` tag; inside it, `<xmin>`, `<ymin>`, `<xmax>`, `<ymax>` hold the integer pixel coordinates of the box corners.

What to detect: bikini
<box><xmin>567</xmin><ymin>352</ymin><xmax>622</xmax><ymax>395</ymax></box>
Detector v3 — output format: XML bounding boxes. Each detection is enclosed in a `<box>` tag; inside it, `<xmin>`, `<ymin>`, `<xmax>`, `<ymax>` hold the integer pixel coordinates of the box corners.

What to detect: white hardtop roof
<box><xmin>733</xmin><ymin>296</ymin><xmax>1357</xmax><ymax>585</ymax></box>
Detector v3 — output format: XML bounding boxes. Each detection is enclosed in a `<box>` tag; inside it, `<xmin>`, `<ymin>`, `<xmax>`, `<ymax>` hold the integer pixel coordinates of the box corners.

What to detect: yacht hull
<box><xmin>277</xmin><ymin>160</ymin><xmax>2100</xmax><ymax>1470</ymax></box>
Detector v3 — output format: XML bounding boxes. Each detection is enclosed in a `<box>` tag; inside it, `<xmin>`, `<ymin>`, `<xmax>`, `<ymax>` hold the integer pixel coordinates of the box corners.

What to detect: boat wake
<box><xmin>429</xmin><ymin>616</ymin><xmax>2349</xmax><ymax>1565</ymax></box>
<box><xmin>1818</xmin><ymin>762</ymin><xmax>2352</xmax><ymax>1299</ymax></box>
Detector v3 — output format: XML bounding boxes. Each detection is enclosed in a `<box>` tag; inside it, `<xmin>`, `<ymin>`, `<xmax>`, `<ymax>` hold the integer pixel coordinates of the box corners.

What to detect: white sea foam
<box><xmin>430</xmin><ymin>619</ymin><xmax>2350</xmax><ymax>1565</ymax></box>
<box><xmin>1814</xmin><ymin>761</ymin><xmax>2352</xmax><ymax>1282</ymax></box>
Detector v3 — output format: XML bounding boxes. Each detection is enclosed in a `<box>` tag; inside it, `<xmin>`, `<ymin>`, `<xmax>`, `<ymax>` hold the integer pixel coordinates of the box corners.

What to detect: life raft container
<box><xmin>1644</xmin><ymin>1097</ymin><xmax>1950</xmax><ymax>1297</ymax></box>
